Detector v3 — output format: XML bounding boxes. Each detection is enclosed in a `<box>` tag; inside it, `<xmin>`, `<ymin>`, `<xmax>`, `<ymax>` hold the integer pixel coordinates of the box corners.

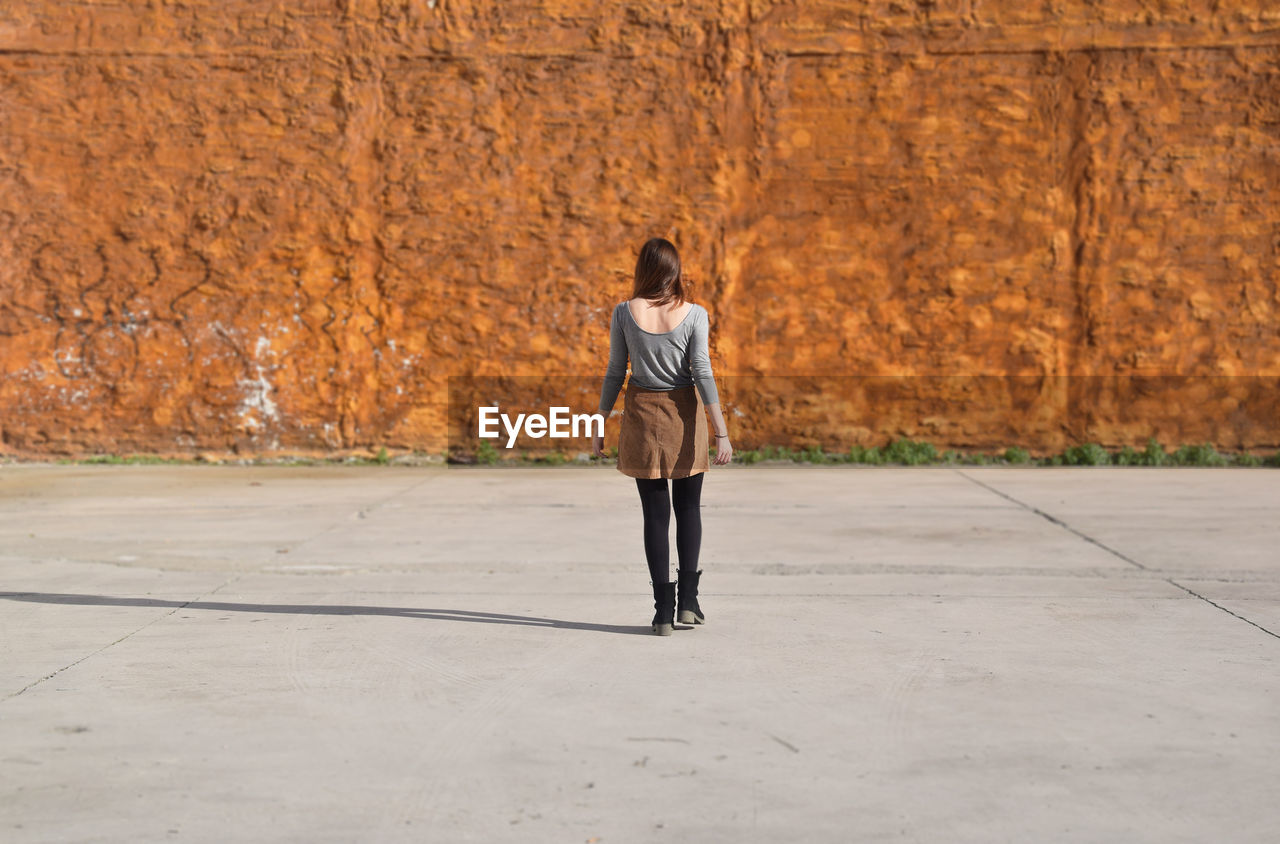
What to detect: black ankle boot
<box><xmin>651</xmin><ymin>581</ymin><xmax>676</xmax><ymax>636</ymax></box>
<box><xmin>677</xmin><ymin>569</ymin><xmax>705</xmax><ymax>625</ymax></box>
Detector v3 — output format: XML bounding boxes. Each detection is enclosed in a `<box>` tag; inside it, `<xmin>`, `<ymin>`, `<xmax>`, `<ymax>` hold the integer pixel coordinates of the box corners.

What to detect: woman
<box><xmin>593</xmin><ymin>237</ymin><xmax>732</xmax><ymax>636</ymax></box>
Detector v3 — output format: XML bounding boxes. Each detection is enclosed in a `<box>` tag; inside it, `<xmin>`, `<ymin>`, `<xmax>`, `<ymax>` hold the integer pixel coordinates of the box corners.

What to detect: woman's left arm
<box><xmin>595</xmin><ymin>306</ymin><xmax>627</xmax><ymax>458</ymax></box>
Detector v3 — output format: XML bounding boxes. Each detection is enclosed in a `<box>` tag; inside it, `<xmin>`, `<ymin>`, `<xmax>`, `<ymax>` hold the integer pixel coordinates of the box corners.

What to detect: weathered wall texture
<box><xmin>1</xmin><ymin>1</ymin><xmax>1278</xmax><ymax>456</ymax></box>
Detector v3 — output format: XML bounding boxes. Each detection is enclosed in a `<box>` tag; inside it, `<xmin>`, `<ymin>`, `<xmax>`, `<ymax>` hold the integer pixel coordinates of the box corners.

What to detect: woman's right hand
<box><xmin>714</xmin><ymin>437</ymin><xmax>733</xmax><ymax>465</ymax></box>
<box><xmin>592</xmin><ymin>434</ymin><xmax>607</xmax><ymax>459</ymax></box>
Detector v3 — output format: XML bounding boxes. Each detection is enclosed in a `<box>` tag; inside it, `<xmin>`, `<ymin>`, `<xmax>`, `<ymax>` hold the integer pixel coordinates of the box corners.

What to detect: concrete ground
<box><xmin>1</xmin><ymin>463</ymin><xmax>1277</xmax><ymax>843</ymax></box>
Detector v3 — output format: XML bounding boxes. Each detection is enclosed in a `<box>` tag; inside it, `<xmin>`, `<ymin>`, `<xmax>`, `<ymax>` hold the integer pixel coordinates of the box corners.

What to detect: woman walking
<box><xmin>593</xmin><ymin>238</ymin><xmax>733</xmax><ymax>635</ymax></box>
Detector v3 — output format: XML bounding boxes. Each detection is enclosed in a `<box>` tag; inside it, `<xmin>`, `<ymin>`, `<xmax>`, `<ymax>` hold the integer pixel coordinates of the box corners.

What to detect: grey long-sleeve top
<box><xmin>599</xmin><ymin>301</ymin><xmax>720</xmax><ymax>414</ymax></box>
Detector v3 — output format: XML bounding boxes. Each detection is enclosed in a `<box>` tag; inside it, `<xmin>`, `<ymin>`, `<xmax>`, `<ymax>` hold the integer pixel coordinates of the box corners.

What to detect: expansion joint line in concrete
<box><xmin>952</xmin><ymin>469</ymin><xmax>1148</xmax><ymax>571</ymax></box>
<box><xmin>954</xmin><ymin>469</ymin><xmax>1280</xmax><ymax>644</ymax></box>
<box><xmin>3</xmin><ymin>573</ymin><xmax>246</xmax><ymax>702</ymax></box>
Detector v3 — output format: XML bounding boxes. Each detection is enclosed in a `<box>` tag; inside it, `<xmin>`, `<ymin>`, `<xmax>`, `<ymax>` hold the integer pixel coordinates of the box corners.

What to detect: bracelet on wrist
<box><xmin>715</xmin><ymin>433</ymin><xmax>729</xmax><ymax>438</ymax></box>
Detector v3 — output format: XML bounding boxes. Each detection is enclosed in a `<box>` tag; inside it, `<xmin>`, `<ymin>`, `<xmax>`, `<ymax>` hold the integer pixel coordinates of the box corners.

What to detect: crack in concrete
<box><xmin>1165</xmin><ymin>579</ymin><xmax>1280</xmax><ymax>642</ymax></box>
<box><xmin>956</xmin><ymin>469</ymin><xmax>1280</xmax><ymax>643</ymax></box>
<box><xmin>953</xmin><ymin>469</ymin><xmax>1148</xmax><ymax>571</ymax></box>
<box><xmin>3</xmin><ymin>573</ymin><xmax>245</xmax><ymax>702</ymax></box>
<box><xmin>280</xmin><ymin>471</ymin><xmax>440</xmax><ymax>557</ymax></box>
<box><xmin>769</xmin><ymin>734</ymin><xmax>800</xmax><ymax>754</ymax></box>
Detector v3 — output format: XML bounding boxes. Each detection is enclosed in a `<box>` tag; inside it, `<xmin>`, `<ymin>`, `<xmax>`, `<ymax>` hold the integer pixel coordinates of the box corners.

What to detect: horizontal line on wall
<box><xmin>2</xmin><ymin>37</ymin><xmax>1279</xmax><ymax>61</ymax></box>
<box><xmin>777</xmin><ymin>42</ymin><xmax>1280</xmax><ymax>58</ymax></box>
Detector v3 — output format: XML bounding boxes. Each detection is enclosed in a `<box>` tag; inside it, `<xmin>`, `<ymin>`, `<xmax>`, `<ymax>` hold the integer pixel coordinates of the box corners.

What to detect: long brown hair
<box><xmin>631</xmin><ymin>237</ymin><xmax>687</xmax><ymax>306</ymax></box>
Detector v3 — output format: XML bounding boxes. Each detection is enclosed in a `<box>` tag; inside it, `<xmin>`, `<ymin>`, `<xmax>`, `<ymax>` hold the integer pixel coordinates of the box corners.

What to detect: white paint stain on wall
<box><xmin>237</xmin><ymin>335</ymin><xmax>281</xmax><ymax>445</ymax></box>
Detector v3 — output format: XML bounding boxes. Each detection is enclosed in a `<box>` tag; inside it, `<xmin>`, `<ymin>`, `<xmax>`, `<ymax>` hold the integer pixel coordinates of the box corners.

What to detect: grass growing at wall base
<box><xmin>60</xmin><ymin>454</ymin><xmax>188</xmax><ymax>465</ymax></box>
<box><xmin>25</xmin><ymin>436</ymin><xmax>1280</xmax><ymax>467</ymax></box>
<box><xmin>728</xmin><ymin>437</ymin><xmax>1279</xmax><ymax>468</ymax></box>
<box><xmin>451</xmin><ymin>439</ymin><xmax>1276</xmax><ymax>467</ymax></box>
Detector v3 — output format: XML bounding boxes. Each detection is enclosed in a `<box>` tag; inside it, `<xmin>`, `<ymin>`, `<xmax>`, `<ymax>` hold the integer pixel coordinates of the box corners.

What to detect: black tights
<box><xmin>635</xmin><ymin>474</ymin><xmax>704</xmax><ymax>585</ymax></box>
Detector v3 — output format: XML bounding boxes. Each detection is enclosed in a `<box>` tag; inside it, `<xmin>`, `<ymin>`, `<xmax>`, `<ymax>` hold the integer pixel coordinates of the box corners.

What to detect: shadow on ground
<box><xmin>0</xmin><ymin>592</ymin><xmax>661</xmax><ymax>636</ymax></box>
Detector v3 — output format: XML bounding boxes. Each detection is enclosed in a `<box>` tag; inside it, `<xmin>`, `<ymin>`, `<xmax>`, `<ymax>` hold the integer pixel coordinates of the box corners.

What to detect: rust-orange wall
<box><xmin>2</xmin><ymin>1</ymin><xmax>1278</xmax><ymax>456</ymax></box>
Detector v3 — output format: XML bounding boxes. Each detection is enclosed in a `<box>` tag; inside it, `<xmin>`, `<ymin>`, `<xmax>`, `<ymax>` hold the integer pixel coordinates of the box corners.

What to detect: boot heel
<box><xmin>650</xmin><ymin>581</ymin><xmax>676</xmax><ymax>636</ymax></box>
<box><xmin>676</xmin><ymin>570</ymin><xmax>706</xmax><ymax>626</ymax></box>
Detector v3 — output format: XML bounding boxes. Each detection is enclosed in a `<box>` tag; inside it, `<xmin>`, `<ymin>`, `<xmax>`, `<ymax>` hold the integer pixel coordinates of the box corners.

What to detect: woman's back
<box><xmin>603</xmin><ymin>299</ymin><xmax>718</xmax><ymax>407</ymax></box>
<box><xmin>626</xmin><ymin>298</ymin><xmax>692</xmax><ymax>334</ymax></box>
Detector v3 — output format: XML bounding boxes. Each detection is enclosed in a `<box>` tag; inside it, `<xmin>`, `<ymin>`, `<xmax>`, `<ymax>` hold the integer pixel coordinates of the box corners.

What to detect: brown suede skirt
<box><xmin>617</xmin><ymin>384</ymin><xmax>709</xmax><ymax>479</ymax></box>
